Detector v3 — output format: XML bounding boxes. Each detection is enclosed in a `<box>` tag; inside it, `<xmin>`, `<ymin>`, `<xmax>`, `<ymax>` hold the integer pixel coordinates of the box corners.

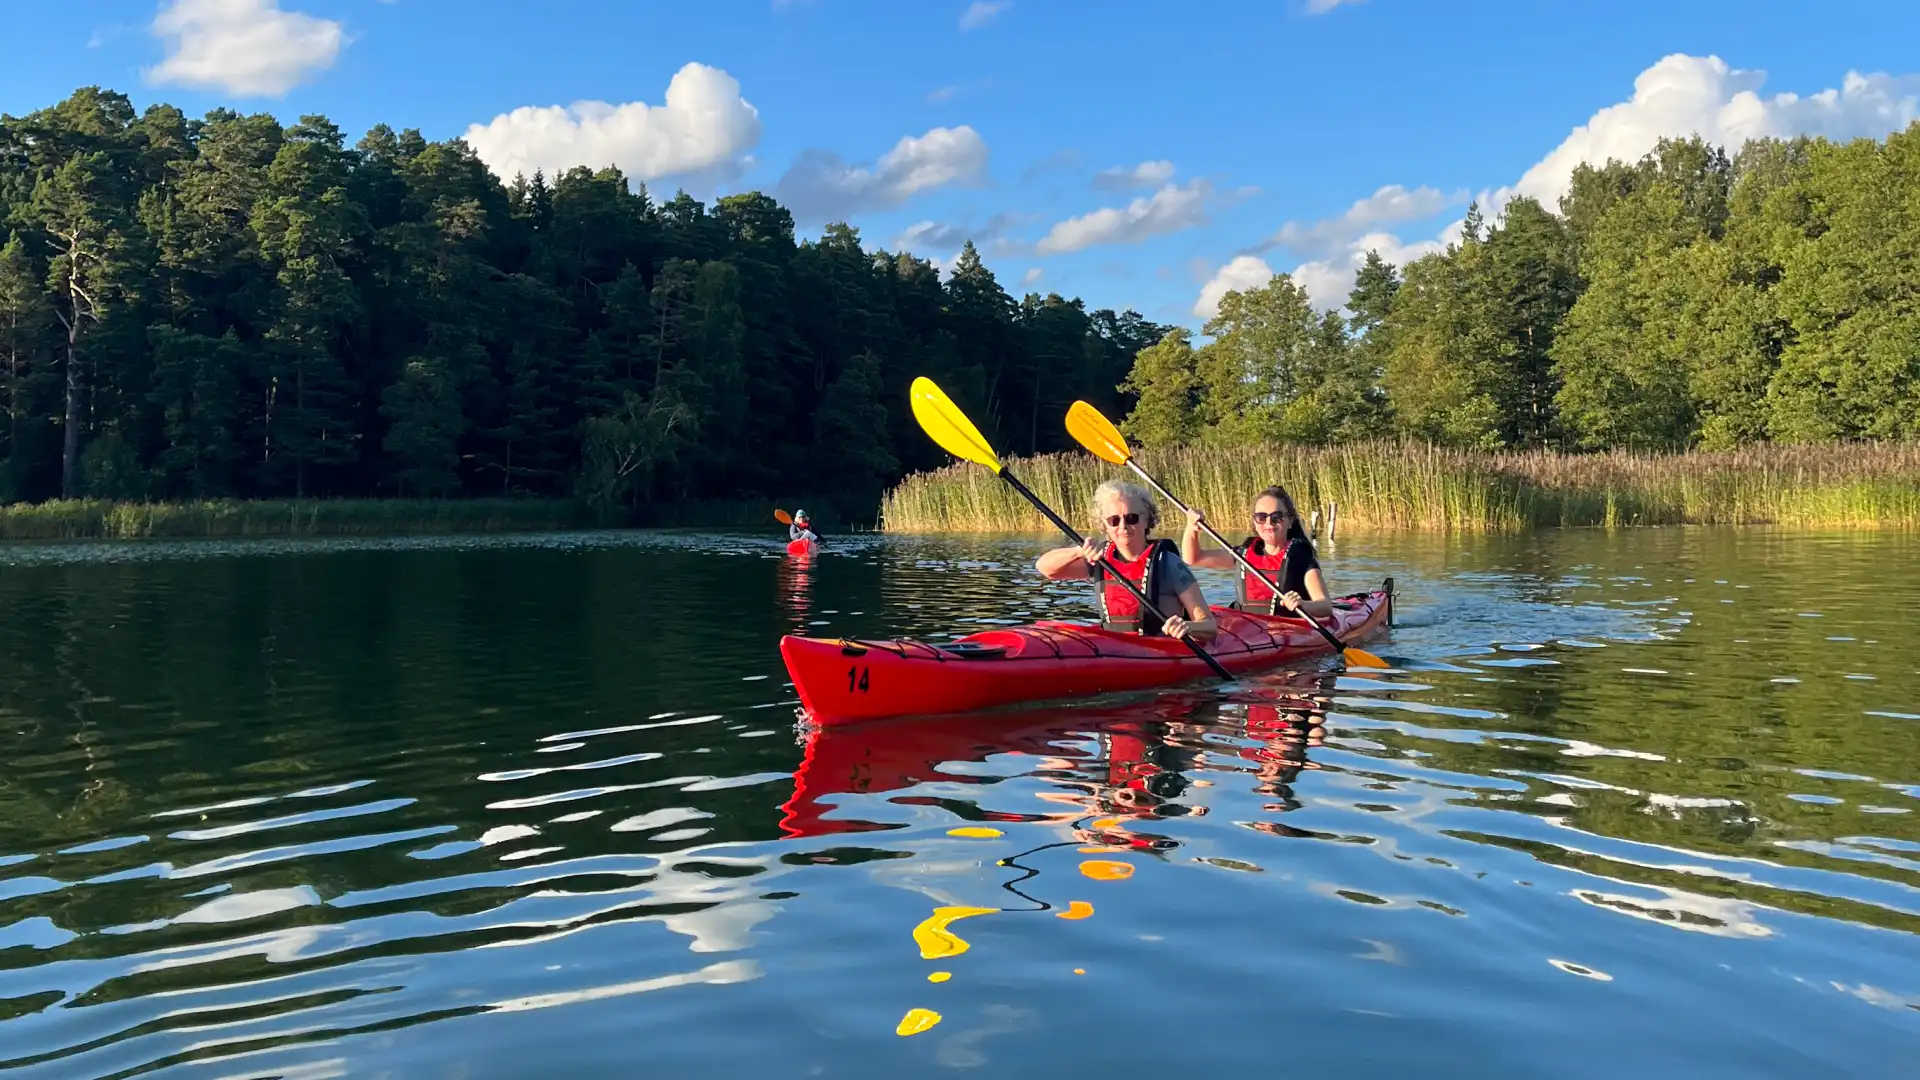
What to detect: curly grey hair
<box><xmin>1091</xmin><ymin>479</ymin><xmax>1158</xmax><ymax>531</ymax></box>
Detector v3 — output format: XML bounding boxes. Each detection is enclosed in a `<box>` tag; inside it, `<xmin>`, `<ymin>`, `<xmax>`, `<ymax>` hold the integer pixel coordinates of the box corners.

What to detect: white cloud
<box><xmin>463</xmin><ymin>63</ymin><xmax>763</xmax><ymax>186</ymax></box>
<box><xmin>1263</xmin><ymin>184</ymin><xmax>1459</xmax><ymax>258</ymax></box>
<box><xmin>894</xmin><ymin>221</ymin><xmax>968</xmax><ymax>251</ymax></box>
<box><xmin>891</xmin><ymin>214</ymin><xmax>1035</xmax><ymax>276</ymax></box>
<box><xmin>1491</xmin><ymin>53</ymin><xmax>1920</xmax><ymax>214</ymax></box>
<box><xmin>1021</xmin><ymin>267</ymin><xmax>1044</xmax><ymax>286</ymax></box>
<box><xmin>891</xmin><ymin>212</ymin><xmax>1020</xmax><ymax>254</ymax></box>
<box><xmin>960</xmin><ymin>1</ymin><xmax>1013</xmax><ymax>32</ymax></box>
<box><xmin>1198</xmin><ymin>53</ymin><xmax>1920</xmax><ymax>320</ymax></box>
<box><xmin>926</xmin><ymin>78</ymin><xmax>994</xmax><ymax>104</ymax></box>
<box><xmin>1193</xmin><ymin>255</ymin><xmax>1276</xmax><ymax>319</ymax></box>
<box><xmin>1034</xmin><ymin>180</ymin><xmax>1214</xmax><ymax>255</ymax></box>
<box><xmin>1285</xmin><ymin>231</ymin><xmax>1447</xmax><ymax>312</ymax></box>
<box><xmin>1306</xmin><ymin>0</ymin><xmax>1366</xmax><ymax>12</ymax></box>
<box><xmin>776</xmin><ymin>125</ymin><xmax>990</xmax><ymax>225</ymax></box>
<box><xmin>1092</xmin><ymin>159</ymin><xmax>1176</xmax><ymax>192</ymax></box>
<box><xmin>1196</xmin><ymin>233</ymin><xmax>1445</xmax><ymax>318</ymax></box>
<box><xmin>146</xmin><ymin>0</ymin><xmax>343</xmax><ymax>96</ymax></box>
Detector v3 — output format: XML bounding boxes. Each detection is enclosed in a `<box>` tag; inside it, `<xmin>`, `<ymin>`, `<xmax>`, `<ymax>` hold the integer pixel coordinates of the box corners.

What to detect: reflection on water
<box><xmin>2</xmin><ymin>526</ymin><xmax>1918</xmax><ymax>1076</ymax></box>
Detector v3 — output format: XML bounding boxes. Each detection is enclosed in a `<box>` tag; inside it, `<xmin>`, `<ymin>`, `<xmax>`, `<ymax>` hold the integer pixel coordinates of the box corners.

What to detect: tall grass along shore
<box><xmin>880</xmin><ymin>441</ymin><xmax>1920</xmax><ymax>533</ymax></box>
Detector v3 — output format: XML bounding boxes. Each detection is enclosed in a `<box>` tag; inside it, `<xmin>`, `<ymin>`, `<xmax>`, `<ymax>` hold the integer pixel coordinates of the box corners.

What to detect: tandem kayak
<box><xmin>779</xmin><ymin>579</ymin><xmax>1393</xmax><ymax>726</ymax></box>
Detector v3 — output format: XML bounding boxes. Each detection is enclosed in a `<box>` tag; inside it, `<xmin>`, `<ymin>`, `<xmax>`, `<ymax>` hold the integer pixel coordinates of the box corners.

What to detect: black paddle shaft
<box><xmin>998</xmin><ymin>468</ymin><xmax>1234</xmax><ymax>681</ymax></box>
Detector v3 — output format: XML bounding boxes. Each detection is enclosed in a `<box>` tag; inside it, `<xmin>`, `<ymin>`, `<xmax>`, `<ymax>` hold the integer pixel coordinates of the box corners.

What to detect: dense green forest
<box><xmin>1122</xmin><ymin>124</ymin><xmax>1920</xmax><ymax>454</ymax></box>
<box><xmin>0</xmin><ymin>87</ymin><xmax>1171</xmax><ymax>519</ymax></box>
<box><xmin>4</xmin><ymin>88</ymin><xmax>1914</xmax><ymax>529</ymax></box>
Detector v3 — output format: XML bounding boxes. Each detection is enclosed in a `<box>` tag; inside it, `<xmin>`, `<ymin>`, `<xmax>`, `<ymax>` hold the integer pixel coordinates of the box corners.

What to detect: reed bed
<box><xmin>879</xmin><ymin>441</ymin><xmax>1920</xmax><ymax>533</ymax></box>
<box><xmin>0</xmin><ymin>498</ymin><xmax>596</xmax><ymax>540</ymax></box>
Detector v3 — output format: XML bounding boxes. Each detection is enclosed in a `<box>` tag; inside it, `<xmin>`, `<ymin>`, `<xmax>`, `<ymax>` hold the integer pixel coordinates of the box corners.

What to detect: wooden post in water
<box><xmin>1327</xmin><ymin>502</ymin><xmax>1338</xmax><ymax>542</ymax></box>
<box><xmin>1308</xmin><ymin>509</ymin><xmax>1320</xmax><ymax>539</ymax></box>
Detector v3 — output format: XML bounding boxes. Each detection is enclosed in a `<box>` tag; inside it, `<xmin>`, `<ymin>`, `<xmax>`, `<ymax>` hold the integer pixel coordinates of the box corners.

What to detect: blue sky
<box><xmin>5</xmin><ymin>0</ymin><xmax>1919</xmax><ymax>329</ymax></box>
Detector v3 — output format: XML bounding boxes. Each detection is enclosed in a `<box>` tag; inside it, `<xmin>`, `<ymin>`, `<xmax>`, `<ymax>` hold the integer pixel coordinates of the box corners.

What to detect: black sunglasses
<box><xmin>1251</xmin><ymin>510</ymin><xmax>1292</xmax><ymax>525</ymax></box>
<box><xmin>1104</xmin><ymin>512</ymin><xmax>1142</xmax><ymax>528</ymax></box>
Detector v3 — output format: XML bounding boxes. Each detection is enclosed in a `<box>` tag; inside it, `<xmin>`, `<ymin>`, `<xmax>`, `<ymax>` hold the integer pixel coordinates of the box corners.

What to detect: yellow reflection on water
<box><xmin>912</xmin><ymin>905</ymin><xmax>998</xmax><ymax>959</ymax></box>
<box><xmin>897</xmin><ymin>1007</ymin><xmax>943</xmax><ymax>1036</ymax></box>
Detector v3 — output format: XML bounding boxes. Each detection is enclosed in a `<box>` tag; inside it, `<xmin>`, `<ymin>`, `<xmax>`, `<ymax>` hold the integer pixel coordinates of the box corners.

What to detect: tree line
<box><xmin>1122</xmin><ymin>125</ymin><xmax>1920</xmax><ymax>453</ymax></box>
<box><xmin>0</xmin><ymin>87</ymin><xmax>1173</xmax><ymax>516</ymax></box>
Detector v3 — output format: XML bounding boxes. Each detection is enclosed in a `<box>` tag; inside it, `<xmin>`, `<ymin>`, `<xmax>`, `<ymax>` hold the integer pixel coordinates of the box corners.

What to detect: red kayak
<box><xmin>786</xmin><ymin>537</ymin><xmax>816</xmax><ymax>557</ymax></box>
<box><xmin>779</xmin><ymin>580</ymin><xmax>1393</xmax><ymax>726</ymax></box>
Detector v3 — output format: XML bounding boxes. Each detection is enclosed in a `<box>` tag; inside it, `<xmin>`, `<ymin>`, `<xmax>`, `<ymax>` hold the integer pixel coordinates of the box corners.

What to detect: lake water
<box><xmin>2</xmin><ymin>526</ymin><xmax>1917</xmax><ymax>1077</ymax></box>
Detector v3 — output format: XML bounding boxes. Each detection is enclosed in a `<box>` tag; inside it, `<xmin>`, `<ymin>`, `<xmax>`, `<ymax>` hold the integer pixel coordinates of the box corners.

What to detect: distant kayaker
<box><xmin>789</xmin><ymin>509</ymin><xmax>819</xmax><ymax>543</ymax></box>
<box><xmin>1035</xmin><ymin>480</ymin><xmax>1219</xmax><ymax>642</ymax></box>
<box><xmin>1180</xmin><ymin>485</ymin><xmax>1333</xmax><ymax>619</ymax></box>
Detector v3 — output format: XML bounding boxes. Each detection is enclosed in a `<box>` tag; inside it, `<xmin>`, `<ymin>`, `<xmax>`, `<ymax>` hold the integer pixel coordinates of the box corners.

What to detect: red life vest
<box><xmin>1236</xmin><ymin>537</ymin><xmax>1292</xmax><ymax>614</ymax></box>
<box><xmin>1094</xmin><ymin>538</ymin><xmax>1175</xmax><ymax>635</ymax></box>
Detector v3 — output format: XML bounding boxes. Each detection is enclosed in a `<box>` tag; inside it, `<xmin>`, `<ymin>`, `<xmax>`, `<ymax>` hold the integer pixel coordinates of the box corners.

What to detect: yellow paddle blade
<box><xmin>1065</xmin><ymin>400</ymin><xmax>1131</xmax><ymax>465</ymax></box>
<box><xmin>910</xmin><ymin>376</ymin><xmax>1002</xmax><ymax>473</ymax></box>
<box><xmin>1343</xmin><ymin>645</ymin><xmax>1391</xmax><ymax>669</ymax></box>
<box><xmin>774</xmin><ymin>509</ymin><xmax>793</xmax><ymax>524</ymax></box>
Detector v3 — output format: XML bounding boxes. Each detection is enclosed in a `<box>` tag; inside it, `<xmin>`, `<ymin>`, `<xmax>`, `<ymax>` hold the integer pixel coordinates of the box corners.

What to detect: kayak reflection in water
<box><xmin>1238</xmin><ymin>675</ymin><xmax>1333</xmax><ymax>816</ymax></box>
<box><xmin>776</xmin><ymin>553</ymin><xmax>811</xmax><ymax>630</ymax></box>
<box><xmin>1034</xmin><ymin>480</ymin><xmax>1218</xmax><ymax>643</ymax></box>
<box><xmin>1180</xmin><ymin>484</ymin><xmax>1334</xmax><ymax>620</ymax></box>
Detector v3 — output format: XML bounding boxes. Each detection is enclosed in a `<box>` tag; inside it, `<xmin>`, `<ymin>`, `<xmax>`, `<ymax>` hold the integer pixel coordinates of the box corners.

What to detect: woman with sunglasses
<box><xmin>1180</xmin><ymin>485</ymin><xmax>1333</xmax><ymax>619</ymax></box>
<box><xmin>1035</xmin><ymin>480</ymin><xmax>1219</xmax><ymax>642</ymax></box>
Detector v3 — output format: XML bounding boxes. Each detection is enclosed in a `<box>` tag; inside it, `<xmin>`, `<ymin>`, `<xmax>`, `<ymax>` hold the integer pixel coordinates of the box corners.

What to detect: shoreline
<box><xmin>0</xmin><ymin>497</ymin><xmax>866</xmax><ymax>541</ymax></box>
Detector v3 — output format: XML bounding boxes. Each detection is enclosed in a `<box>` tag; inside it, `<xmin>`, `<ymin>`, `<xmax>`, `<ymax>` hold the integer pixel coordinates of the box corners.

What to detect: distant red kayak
<box><xmin>779</xmin><ymin>581</ymin><xmax>1393</xmax><ymax>726</ymax></box>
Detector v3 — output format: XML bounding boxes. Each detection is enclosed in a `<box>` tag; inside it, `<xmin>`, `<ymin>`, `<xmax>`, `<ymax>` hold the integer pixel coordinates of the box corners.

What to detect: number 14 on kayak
<box><xmin>777</xmin><ymin>377</ymin><xmax>1394</xmax><ymax>725</ymax></box>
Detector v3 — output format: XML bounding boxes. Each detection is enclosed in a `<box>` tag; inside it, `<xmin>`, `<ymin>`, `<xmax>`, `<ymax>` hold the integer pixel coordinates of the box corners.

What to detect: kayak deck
<box><xmin>780</xmin><ymin>580</ymin><xmax>1392</xmax><ymax>726</ymax></box>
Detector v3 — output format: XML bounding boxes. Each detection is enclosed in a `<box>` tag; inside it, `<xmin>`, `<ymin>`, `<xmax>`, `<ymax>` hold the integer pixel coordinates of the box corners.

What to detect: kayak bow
<box><xmin>779</xmin><ymin>580</ymin><xmax>1393</xmax><ymax>726</ymax></box>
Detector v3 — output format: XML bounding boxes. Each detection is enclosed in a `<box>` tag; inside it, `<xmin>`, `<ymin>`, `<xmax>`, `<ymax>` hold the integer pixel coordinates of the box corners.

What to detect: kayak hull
<box><xmin>779</xmin><ymin>581</ymin><xmax>1392</xmax><ymax>726</ymax></box>
<box><xmin>786</xmin><ymin>538</ymin><xmax>816</xmax><ymax>557</ymax></box>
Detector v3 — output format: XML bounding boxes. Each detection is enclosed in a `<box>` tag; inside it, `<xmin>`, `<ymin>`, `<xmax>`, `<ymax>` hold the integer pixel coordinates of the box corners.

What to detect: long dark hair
<box><xmin>1254</xmin><ymin>485</ymin><xmax>1310</xmax><ymax>546</ymax></box>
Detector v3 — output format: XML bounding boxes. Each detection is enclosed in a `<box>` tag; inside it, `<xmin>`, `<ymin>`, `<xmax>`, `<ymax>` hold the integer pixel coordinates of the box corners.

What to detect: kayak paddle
<box><xmin>909</xmin><ymin>376</ymin><xmax>1234</xmax><ymax>681</ymax></box>
<box><xmin>1064</xmin><ymin>399</ymin><xmax>1389</xmax><ymax>670</ymax></box>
